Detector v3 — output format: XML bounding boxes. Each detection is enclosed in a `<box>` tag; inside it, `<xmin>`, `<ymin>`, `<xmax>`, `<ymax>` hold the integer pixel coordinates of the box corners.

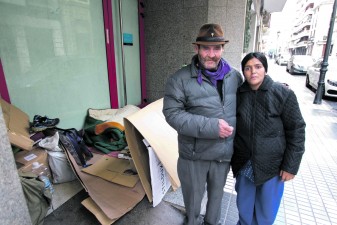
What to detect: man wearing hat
<box><xmin>163</xmin><ymin>23</ymin><xmax>243</xmax><ymax>225</ymax></box>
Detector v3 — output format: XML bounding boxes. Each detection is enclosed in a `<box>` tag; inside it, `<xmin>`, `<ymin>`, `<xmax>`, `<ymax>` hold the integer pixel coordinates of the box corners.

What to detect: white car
<box><xmin>287</xmin><ymin>55</ymin><xmax>315</xmax><ymax>74</ymax></box>
<box><xmin>276</xmin><ymin>53</ymin><xmax>291</xmax><ymax>66</ymax></box>
<box><xmin>306</xmin><ymin>58</ymin><xmax>337</xmax><ymax>98</ymax></box>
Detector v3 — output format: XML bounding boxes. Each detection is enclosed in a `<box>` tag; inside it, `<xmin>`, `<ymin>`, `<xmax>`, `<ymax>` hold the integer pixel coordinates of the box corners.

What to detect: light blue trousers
<box><xmin>235</xmin><ymin>175</ymin><xmax>284</xmax><ymax>225</ymax></box>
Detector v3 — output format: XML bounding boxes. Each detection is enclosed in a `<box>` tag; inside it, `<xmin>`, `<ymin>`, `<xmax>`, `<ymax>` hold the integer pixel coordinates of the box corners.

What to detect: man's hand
<box><xmin>218</xmin><ymin>119</ymin><xmax>234</xmax><ymax>138</ymax></box>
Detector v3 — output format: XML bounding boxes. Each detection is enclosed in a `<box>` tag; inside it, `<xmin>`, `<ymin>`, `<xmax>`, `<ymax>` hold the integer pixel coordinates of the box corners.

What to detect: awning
<box><xmin>263</xmin><ymin>0</ymin><xmax>287</xmax><ymax>13</ymax></box>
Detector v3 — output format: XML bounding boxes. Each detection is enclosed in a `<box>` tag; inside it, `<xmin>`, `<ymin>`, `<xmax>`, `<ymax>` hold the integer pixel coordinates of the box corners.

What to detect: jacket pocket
<box><xmin>178</xmin><ymin>135</ymin><xmax>195</xmax><ymax>159</ymax></box>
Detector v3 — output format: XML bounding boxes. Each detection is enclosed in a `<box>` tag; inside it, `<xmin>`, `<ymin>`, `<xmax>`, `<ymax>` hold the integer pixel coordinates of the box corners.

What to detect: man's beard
<box><xmin>198</xmin><ymin>56</ymin><xmax>219</xmax><ymax>71</ymax></box>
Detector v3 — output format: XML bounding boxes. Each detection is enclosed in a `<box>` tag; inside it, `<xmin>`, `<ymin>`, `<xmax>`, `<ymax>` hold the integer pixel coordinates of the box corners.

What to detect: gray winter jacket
<box><xmin>163</xmin><ymin>55</ymin><xmax>243</xmax><ymax>162</ymax></box>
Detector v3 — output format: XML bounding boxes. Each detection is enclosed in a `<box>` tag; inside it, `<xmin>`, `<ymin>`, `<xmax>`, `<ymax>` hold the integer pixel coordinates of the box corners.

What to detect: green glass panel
<box><xmin>112</xmin><ymin>0</ymin><xmax>141</xmax><ymax>107</ymax></box>
<box><xmin>0</xmin><ymin>0</ymin><xmax>110</xmax><ymax>129</ymax></box>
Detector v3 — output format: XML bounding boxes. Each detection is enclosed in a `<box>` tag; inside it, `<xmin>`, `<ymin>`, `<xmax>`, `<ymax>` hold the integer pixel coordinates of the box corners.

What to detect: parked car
<box><xmin>275</xmin><ymin>53</ymin><xmax>291</xmax><ymax>66</ymax></box>
<box><xmin>286</xmin><ymin>55</ymin><xmax>315</xmax><ymax>74</ymax></box>
<box><xmin>306</xmin><ymin>58</ymin><xmax>337</xmax><ymax>98</ymax></box>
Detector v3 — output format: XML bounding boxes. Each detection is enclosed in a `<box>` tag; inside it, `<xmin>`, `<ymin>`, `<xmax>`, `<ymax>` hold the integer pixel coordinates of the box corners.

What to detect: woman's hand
<box><xmin>280</xmin><ymin>170</ymin><xmax>295</xmax><ymax>182</ymax></box>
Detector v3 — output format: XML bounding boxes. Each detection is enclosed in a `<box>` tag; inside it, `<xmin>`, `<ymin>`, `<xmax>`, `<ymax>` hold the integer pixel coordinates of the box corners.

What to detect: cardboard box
<box><xmin>14</xmin><ymin>147</ymin><xmax>51</xmax><ymax>178</ymax></box>
<box><xmin>0</xmin><ymin>98</ymin><xmax>34</xmax><ymax>151</ymax></box>
<box><xmin>124</xmin><ymin>98</ymin><xmax>180</xmax><ymax>203</ymax></box>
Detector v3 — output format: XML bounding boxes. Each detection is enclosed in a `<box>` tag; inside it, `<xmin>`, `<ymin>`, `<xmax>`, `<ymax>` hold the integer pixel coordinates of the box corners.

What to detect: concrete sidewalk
<box><xmin>267</xmin><ymin>62</ymin><xmax>337</xmax><ymax>225</ymax></box>
<box><xmin>44</xmin><ymin>61</ymin><xmax>337</xmax><ymax>225</ymax></box>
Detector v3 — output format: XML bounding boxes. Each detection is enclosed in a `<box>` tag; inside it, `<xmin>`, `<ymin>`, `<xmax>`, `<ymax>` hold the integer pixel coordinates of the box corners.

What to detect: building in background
<box><xmin>244</xmin><ymin>0</ymin><xmax>287</xmax><ymax>54</ymax></box>
<box><xmin>289</xmin><ymin>0</ymin><xmax>315</xmax><ymax>55</ymax></box>
<box><xmin>288</xmin><ymin>0</ymin><xmax>336</xmax><ymax>57</ymax></box>
<box><xmin>307</xmin><ymin>0</ymin><xmax>337</xmax><ymax>58</ymax></box>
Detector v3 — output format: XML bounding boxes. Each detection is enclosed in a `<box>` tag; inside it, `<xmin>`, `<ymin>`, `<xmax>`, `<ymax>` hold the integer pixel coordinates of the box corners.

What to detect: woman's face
<box><xmin>243</xmin><ymin>57</ymin><xmax>266</xmax><ymax>90</ymax></box>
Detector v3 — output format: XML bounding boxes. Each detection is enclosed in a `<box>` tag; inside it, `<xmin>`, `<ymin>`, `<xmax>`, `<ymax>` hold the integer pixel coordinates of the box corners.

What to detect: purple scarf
<box><xmin>197</xmin><ymin>58</ymin><xmax>231</xmax><ymax>86</ymax></box>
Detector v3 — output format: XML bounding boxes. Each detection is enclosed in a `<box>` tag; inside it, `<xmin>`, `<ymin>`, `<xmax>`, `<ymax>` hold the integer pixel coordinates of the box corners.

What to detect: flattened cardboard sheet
<box><xmin>65</xmin><ymin>150</ymin><xmax>145</xmax><ymax>222</ymax></box>
<box><xmin>81</xmin><ymin>197</ymin><xmax>117</xmax><ymax>225</ymax></box>
<box><xmin>124</xmin><ymin>98</ymin><xmax>179</xmax><ymax>202</ymax></box>
<box><xmin>81</xmin><ymin>156</ymin><xmax>139</xmax><ymax>188</ymax></box>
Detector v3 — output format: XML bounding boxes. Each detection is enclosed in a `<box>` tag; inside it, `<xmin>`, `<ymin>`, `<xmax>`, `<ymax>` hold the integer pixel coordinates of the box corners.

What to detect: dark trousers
<box><xmin>178</xmin><ymin>157</ymin><xmax>230</xmax><ymax>225</ymax></box>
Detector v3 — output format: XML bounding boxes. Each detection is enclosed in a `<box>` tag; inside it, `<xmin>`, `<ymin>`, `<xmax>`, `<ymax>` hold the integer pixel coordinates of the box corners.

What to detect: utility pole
<box><xmin>313</xmin><ymin>0</ymin><xmax>337</xmax><ymax>104</ymax></box>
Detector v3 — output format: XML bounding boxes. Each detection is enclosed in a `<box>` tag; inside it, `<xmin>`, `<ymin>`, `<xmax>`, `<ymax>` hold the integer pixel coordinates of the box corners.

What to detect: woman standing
<box><xmin>231</xmin><ymin>52</ymin><xmax>306</xmax><ymax>225</ymax></box>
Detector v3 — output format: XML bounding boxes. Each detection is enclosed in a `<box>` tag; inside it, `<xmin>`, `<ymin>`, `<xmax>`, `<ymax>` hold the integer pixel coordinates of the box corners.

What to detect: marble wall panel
<box><xmin>144</xmin><ymin>0</ymin><xmax>247</xmax><ymax>103</ymax></box>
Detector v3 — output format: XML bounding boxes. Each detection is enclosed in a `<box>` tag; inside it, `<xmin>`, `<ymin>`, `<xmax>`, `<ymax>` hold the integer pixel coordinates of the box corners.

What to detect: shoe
<box><xmin>31</xmin><ymin>115</ymin><xmax>60</xmax><ymax>132</ymax></box>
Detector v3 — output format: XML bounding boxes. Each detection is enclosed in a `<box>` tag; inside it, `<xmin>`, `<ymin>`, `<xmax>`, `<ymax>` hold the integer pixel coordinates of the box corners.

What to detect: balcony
<box><xmin>293</xmin><ymin>21</ymin><xmax>311</xmax><ymax>34</ymax></box>
<box><xmin>295</xmin><ymin>40</ymin><xmax>308</xmax><ymax>47</ymax></box>
<box><xmin>292</xmin><ymin>29</ymin><xmax>310</xmax><ymax>40</ymax></box>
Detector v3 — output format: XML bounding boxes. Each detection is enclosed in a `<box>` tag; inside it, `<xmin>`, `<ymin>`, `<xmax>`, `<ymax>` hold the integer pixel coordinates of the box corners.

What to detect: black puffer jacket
<box><xmin>231</xmin><ymin>75</ymin><xmax>306</xmax><ymax>185</ymax></box>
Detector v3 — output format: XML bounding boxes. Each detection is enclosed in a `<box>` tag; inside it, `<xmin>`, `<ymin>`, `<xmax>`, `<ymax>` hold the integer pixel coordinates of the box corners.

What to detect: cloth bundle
<box><xmin>83</xmin><ymin>105</ymin><xmax>140</xmax><ymax>154</ymax></box>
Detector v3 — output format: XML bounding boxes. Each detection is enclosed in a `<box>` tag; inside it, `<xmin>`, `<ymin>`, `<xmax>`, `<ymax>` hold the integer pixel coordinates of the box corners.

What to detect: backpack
<box><xmin>57</xmin><ymin>128</ymin><xmax>93</xmax><ymax>168</ymax></box>
<box><xmin>19</xmin><ymin>172</ymin><xmax>53</xmax><ymax>225</ymax></box>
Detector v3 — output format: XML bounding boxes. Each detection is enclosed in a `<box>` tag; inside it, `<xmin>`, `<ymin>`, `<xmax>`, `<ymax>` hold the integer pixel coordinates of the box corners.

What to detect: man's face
<box><xmin>195</xmin><ymin>44</ymin><xmax>224</xmax><ymax>70</ymax></box>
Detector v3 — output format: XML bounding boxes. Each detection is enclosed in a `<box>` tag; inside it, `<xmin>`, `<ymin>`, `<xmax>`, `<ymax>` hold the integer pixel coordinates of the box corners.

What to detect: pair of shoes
<box><xmin>31</xmin><ymin>115</ymin><xmax>60</xmax><ymax>132</ymax></box>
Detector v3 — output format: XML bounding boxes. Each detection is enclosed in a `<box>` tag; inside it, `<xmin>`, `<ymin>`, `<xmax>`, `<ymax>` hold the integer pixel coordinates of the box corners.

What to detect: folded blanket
<box><xmin>83</xmin><ymin>105</ymin><xmax>140</xmax><ymax>154</ymax></box>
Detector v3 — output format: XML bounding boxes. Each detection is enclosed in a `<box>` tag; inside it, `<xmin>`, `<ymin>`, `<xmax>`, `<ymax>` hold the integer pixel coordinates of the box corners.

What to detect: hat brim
<box><xmin>192</xmin><ymin>40</ymin><xmax>229</xmax><ymax>45</ymax></box>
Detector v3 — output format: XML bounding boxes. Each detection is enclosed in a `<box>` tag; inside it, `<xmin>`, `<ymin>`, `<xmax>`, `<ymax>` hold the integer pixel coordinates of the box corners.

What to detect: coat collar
<box><xmin>190</xmin><ymin>54</ymin><xmax>233</xmax><ymax>80</ymax></box>
<box><xmin>190</xmin><ymin>55</ymin><xmax>199</xmax><ymax>78</ymax></box>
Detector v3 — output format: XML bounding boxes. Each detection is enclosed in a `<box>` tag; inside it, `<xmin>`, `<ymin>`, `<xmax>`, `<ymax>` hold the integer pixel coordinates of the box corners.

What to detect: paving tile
<box><xmin>299</xmin><ymin>213</ymin><xmax>315</xmax><ymax>221</ymax></box>
<box><xmin>296</xmin><ymin>200</ymin><xmax>311</xmax><ymax>207</ymax></box>
<box><xmin>315</xmin><ymin>218</ymin><xmax>332</xmax><ymax>225</ymax></box>
<box><xmin>298</xmin><ymin>208</ymin><xmax>314</xmax><ymax>216</ymax></box>
<box><xmin>300</xmin><ymin>218</ymin><xmax>318</xmax><ymax>225</ymax></box>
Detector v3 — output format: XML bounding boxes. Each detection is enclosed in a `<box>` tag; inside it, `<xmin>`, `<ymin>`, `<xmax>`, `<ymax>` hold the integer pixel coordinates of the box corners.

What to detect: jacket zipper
<box><xmin>251</xmin><ymin>91</ymin><xmax>257</xmax><ymax>181</ymax></box>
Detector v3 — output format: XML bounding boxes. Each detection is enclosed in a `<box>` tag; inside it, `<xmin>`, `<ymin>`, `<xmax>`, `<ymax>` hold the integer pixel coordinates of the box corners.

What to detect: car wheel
<box><xmin>305</xmin><ymin>74</ymin><xmax>311</xmax><ymax>88</ymax></box>
<box><xmin>289</xmin><ymin>66</ymin><xmax>294</xmax><ymax>75</ymax></box>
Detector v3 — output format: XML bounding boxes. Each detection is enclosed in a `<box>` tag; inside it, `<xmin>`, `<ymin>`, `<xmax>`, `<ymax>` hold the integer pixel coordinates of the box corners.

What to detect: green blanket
<box><xmin>83</xmin><ymin>114</ymin><xmax>127</xmax><ymax>154</ymax></box>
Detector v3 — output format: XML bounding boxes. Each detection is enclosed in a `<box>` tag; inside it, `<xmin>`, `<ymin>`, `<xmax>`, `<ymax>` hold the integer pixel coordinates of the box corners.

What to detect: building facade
<box><xmin>308</xmin><ymin>0</ymin><xmax>337</xmax><ymax>58</ymax></box>
<box><xmin>288</xmin><ymin>0</ymin><xmax>336</xmax><ymax>57</ymax></box>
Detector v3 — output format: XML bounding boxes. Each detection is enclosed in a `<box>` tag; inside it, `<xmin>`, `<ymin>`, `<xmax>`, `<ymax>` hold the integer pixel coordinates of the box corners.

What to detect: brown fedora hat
<box><xmin>193</xmin><ymin>23</ymin><xmax>229</xmax><ymax>45</ymax></box>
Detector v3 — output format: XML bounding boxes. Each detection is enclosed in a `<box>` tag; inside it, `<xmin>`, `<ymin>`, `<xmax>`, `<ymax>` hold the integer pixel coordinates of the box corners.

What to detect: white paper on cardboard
<box><xmin>24</xmin><ymin>153</ymin><xmax>37</xmax><ymax>161</ymax></box>
<box><xmin>147</xmin><ymin>142</ymin><xmax>171</xmax><ymax>207</ymax></box>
